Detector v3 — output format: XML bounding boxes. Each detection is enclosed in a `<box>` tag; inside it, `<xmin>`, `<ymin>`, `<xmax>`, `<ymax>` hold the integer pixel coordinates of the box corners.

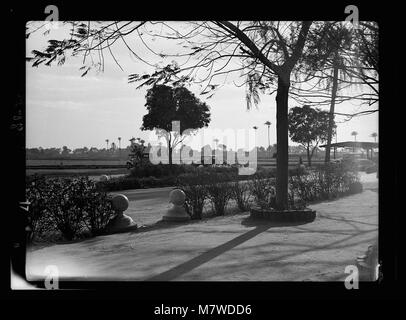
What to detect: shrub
<box><xmin>348</xmin><ymin>181</ymin><xmax>363</xmax><ymax>194</ymax></box>
<box><xmin>37</xmin><ymin>178</ymin><xmax>85</xmax><ymax>241</ymax></box>
<box><xmin>249</xmin><ymin>174</ymin><xmax>276</xmax><ymax>209</ymax></box>
<box><xmin>177</xmin><ymin>168</ymin><xmax>240</xmax><ymax>217</ymax></box>
<box><xmin>96</xmin><ymin>174</ymin><xmax>179</xmax><ymax>191</ymax></box>
<box><xmin>96</xmin><ymin>176</ymin><xmax>142</xmax><ymax>192</ymax></box>
<box><xmin>129</xmin><ymin>163</ymin><xmax>192</xmax><ymax>178</ymax></box>
<box><xmin>230</xmin><ymin>181</ymin><xmax>252</xmax><ymax>212</ymax></box>
<box><xmin>26</xmin><ymin>176</ymin><xmax>116</xmax><ymax>242</ymax></box>
<box><xmin>365</xmin><ymin>165</ymin><xmax>377</xmax><ymax>174</ymax></box>
<box><xmin>176</xmin><ymin>172</ymin><xmax>208</xmax><ymax>219</ymax></box>
<box><xmin>288</xmin><ymin>162</ymin><xmax>361</xmax><ymax>205</ymax></box>
<box><xmin>205</xmin><ymin>174</ymin><xmax>233</xmax><ymax>216</ymax></box>
<box><xmin>25</xmin><ymin>175</ymin><xmax>54</xmax><ymax>238</ymax></box>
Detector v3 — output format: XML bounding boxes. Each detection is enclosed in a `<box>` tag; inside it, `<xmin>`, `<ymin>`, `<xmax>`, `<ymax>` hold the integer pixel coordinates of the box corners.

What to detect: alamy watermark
<box><xmin>44</xmin><ymin>5</ymin><xmax>59</xmax><ymax>30</ymax></box>
<box><xmin>345</xmin><ymin>5</ymin><xmax>359</xmax><ymax>28</ymax></box>
<box><xmin>44</xmin><ymin>265</ymin><xmax>59</xmax><ymax>289</ymax></box>
<box><xmin>146</xmin><ymin>121</ymin><xmax>258</xmax><ymax>175</ymax></box>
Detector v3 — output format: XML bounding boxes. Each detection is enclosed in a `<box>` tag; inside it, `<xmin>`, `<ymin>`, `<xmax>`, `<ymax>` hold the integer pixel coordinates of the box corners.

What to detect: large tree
<box><xmin>288</xmin><ymin>105</ymin><xmax>334</xmax><ymax>166</ymax></box>
<box><xmin>27</xmin><ymin>21</ymin><xmax>352</xmax><ymax>210</ymax></box>
<box><xmin>290</xmin><ymin>22</ymin><xmax>378</xmax><ymax>163</ymax></box>
<box><xmin>141</xmin><ymin>84</ymin><xmax>211</xmax><ymax>165</ymax></box>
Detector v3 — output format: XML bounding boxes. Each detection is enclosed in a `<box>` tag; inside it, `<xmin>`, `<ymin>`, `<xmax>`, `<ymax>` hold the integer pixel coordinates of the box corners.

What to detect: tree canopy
<box><xmin>142</xmin><ymin>84</ymin><xmax>211</xmax><ymax>164</ymax></box>
<box><xmin>288</xmin><ymin>105</ymin><xmax>334</xmax><ymax>166</ymax></box>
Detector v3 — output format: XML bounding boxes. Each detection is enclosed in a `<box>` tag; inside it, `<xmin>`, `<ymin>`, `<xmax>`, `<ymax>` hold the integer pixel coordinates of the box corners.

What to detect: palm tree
<box><xmin>371</xmin><ymin>132</ymin><xmax>377</xmax><ymax>142</ymax></box>
<box><xmin>118</xmin><ymin>137</ymin><xmax>121</xmax><ymax>149</ymax></box>
<box><xmin>351</xmin><ymin>131</ymin><xmax>358</xmax><ymax>152</ymax></box>
<box><xmin>253</xmin><ymin>126</ymin><xmax>258</xmax><ymax>150</ymax></box>
<box><xmin>264</xmin><ymin>121</ymin><xmax>271</xmax><ymax>151</ymax></box>
<box><xmin>213</xmin><ymin>138</ymin><xmax>219</xmax><ymax>150</ymax></box>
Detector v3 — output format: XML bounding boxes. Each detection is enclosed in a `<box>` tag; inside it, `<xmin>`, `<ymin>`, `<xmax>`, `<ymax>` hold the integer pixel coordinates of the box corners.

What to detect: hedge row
<box><xmin>176</xmin><ymin>161</ymin><xmax>363</xmax><ymax>219</ymax></box>
<box><xmin>26</xmin><ymin>176</ymin><xmax>116</xmax><ymax>242</ymax></box>
<box><xmin>97</xmin><ymin>165</ymin><xmax>277</xmax><ymax>192</ymax></box>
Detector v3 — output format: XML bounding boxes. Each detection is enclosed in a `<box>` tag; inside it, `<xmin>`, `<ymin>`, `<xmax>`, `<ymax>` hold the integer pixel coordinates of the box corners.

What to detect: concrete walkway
<box><xmin>26</xmin><ymin>173</ymin><xmax>378</xmax><ymax>281</ymax></box>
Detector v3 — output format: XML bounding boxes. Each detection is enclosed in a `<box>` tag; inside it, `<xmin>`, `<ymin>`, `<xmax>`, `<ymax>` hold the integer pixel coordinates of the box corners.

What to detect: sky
<box><xmin>26</xmin><ymin>22</ymin><xmax>378</xmax><ymax>150</ymax></box>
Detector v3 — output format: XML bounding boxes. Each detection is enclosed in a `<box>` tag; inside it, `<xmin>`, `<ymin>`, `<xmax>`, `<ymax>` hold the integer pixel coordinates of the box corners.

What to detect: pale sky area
<box><xmin>26</xmin><ymin>22</ymin><xmax>378</xmax><ymax>150</ymax></box>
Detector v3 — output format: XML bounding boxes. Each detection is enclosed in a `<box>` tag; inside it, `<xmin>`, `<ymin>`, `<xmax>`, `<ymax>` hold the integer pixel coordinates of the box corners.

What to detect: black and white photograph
<box><xmin>5</xmin><ymin>3</ymin><xmax>402</xmax><ymax>304</ymax></box>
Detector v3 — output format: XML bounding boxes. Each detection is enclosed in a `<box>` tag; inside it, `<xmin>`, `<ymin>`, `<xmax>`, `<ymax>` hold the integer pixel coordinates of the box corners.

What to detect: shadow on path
<box><xmin>147</xmin><ymin>217</ymin><xmax>311</xmax><ymax>281</ymax></box>
<box><xmin>147</xmin><ymin>224</ymin><xmax>273</xmax><ymax>281</ymax></box>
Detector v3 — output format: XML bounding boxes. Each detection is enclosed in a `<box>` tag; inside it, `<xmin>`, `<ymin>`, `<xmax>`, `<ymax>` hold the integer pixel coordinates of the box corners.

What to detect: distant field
<box><xmin>26</xmin><ymin>167</ymin><xmax>129</xmax><ymax>179</ymax></box>
<box><xmin>26</xmin><ymin>159</ymin><xmax>127</xmax><ymax>167</ymax></box>
<box><xmin>26</xmin><ymin>158</ymin><xmax>129</xmax><ymax>179</ymax></box>
<box><xmin>26</xmin><ymin>155</ymin><xmax>327</xmax><ymax>179</ymax></box>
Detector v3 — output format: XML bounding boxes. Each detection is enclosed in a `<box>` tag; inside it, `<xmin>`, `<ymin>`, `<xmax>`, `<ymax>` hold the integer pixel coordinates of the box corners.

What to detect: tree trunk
<box><xmin>325</xmin><ymin>63</ymin><xmax>339</xmax><ymax>163</ymax></box>
<box><xmin>275</xmin><ymin>75</ymin><xmax>290</xmax><ymax>211</ymax></box>
<box><xmin>168</xmin><ymin>146</ymin><xmax>173</xmax><ymax>166</ymax></box>
<box><xmin>167</xmin><ymin>139</ymin><xmax>173</xmax><ymax>166</ymax></box>
<box><xmin>307</xmin><ymin>146</ymin><xmax>312</xmax><ymax>167</ymax></box>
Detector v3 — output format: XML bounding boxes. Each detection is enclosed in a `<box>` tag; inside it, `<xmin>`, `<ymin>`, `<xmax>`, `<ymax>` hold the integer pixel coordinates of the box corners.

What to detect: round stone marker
<box><xmin>111</xmin><ymin>194</ymin><xmax>129</xmax><ymax>212</ymax></box>
<box><xmin>100</xmin><ymin>174</ymin><xmax>110</xmax><ymax>182</ymax></box>
<box><xmin>105</xmin><ymin>194</ymin><xmax>137</xmax><ymax>234</ymax></box>
<box><xmin>163</xmin><ymin>189</ymin><xmax>190</xmax><ymax>222</ymax></box>
<box><xmin>169</xmin><ymin>189</ymin><xmax>186</xmax><ymax>206</ymax></box>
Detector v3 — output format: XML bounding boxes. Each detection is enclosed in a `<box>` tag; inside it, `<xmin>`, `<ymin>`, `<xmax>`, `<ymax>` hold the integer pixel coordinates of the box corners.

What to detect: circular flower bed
<box><xmin>250</xmin><ymin>207</ymin><xmax>316</xmax><ymax>223</ymax></box>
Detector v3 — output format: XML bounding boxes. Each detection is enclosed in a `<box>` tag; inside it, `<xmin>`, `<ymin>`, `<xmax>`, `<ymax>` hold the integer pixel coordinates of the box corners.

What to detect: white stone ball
<box><xmin>169</xmin><ymin>189</ymin><xmax>186</xmax><ymax>205</ymax></box>
<box><xmin>100</xmin><ymin>174</ymin><xmax>110</xmax><ymax>182</ymax></box>
<box><xmin>111</xmin><ymin>194</ymin><xmax>129</xmax><ymax>212</ymax></box>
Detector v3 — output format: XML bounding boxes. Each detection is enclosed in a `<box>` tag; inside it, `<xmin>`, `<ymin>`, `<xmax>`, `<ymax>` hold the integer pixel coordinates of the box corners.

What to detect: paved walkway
<box><xmin>26</xmin><ymin>173</ymin><xmax>378</xmax><ymax>281</ymax></box>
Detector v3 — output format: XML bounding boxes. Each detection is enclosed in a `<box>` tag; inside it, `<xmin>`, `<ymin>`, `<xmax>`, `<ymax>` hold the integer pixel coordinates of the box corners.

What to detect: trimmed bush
<box><xmin>365</xmin><ymin>165</ymin><xmax>377</xmax><ymax>174</ymax></box>
<box><xmin>348</xmin><ymin>181</ymin><xmax>363</xmax><ymax>194</ymax></box>
<box><xmin>129</xmin><ymin>163</ymin><xmax>190</xmax><ymax>178</ymax></box>
<box><xmin>288</xmin><ymin>162</ymin><xmax>361</xmax><ymax>206</ymax></box>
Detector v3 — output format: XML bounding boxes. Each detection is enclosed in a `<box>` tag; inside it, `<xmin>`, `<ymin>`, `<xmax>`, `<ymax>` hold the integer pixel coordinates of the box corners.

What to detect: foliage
<box><xmin>288</xmin><ymin>161</ymin><xmax>361</xmax><ymax>205</ymax></box>
<box><xmin>365</xmin><ymin>165</ymin><xmax>377</xmax><ymax>174</ymax></box>
<box><xmin>129</xmin><ymin>163</ymin><xmax>191</xmax><ymax>178</ymax></box>
<box><xmin>249</xmin><ymin>174</ymin><xmax>276</xmax><ymax>210</ymax></box>
<box><xmin>96</xmin><ymin>175</ymin><xmax>178</xmax><ymax>192</ymax></box>
<box><xmin>230</xmin><ymin>181</ymin><xmax>252</xmax><ymax>212</ymax></box>
<box><xmin>25</xmin><ymin>175</ymin><xmax>52</xmax><ymax>237</ymax></box>
<box><xmin>99</xmin><ymin>165</ymin><xmax>241</xmax><ymax>192</ymax></box>
<box><xmin>26</xmin><ymin>176</ymin><xmax>116</xmax><ymax>241</ymax></box>
<box><xmin>204</xmin><ymin>173</ymin><xmax>233</xmax><ymax>216</ymax></box>
<box><xmin>176</xmin><ymin>171</ymin><xmax>208</xmax><ymax>219</ymax></box>
<box><xmin>127</xmin><ymin>138</ymin><xmax>148</xmax><ymax>169</ymax></box>
<box><xmin>141</xmin><ymin>84</ymin><xmax>211</xmax><ymax>164</ymax></box>
<box><xmin>288</xmin><ymin>105</ymin><xmax>334</xmax><ymax>166</ymax></box>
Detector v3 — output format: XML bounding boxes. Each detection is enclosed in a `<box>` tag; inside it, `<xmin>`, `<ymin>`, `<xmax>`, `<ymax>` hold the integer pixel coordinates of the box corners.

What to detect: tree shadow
<box><xmin>145</xmin><ymin>211</ymin><xmax>376</xmax><ymax>281</ymax></box>
<box><xmin>240</xmin><ymin>216</ymin><xmax>311</xmax><ymax>228</ymax></box>
<box><xmin>147</xmin><ymin>223</ymin><xmax>274</xmax><ymax>281</ymax></box>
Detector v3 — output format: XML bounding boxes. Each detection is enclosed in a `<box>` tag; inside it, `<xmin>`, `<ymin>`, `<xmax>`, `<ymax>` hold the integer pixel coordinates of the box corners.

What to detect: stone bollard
<box><xmin>162</xmin><ymin>189</ymin><xmax>190</xmax><ymax>222</ymax></box>
<box><xmin>100</xmin><ymin>174</ymin><xmax>110</xmax><ymax>182</ymax></box>
<box><xmin>356</xmin><ymin>243</ymin><xmax>379</xmax><ymax>281</ymax></box>
<box><xmin>105</xmin><ymin>194</ymin><xmax>137</xmax><ymax>234</ymax></box>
